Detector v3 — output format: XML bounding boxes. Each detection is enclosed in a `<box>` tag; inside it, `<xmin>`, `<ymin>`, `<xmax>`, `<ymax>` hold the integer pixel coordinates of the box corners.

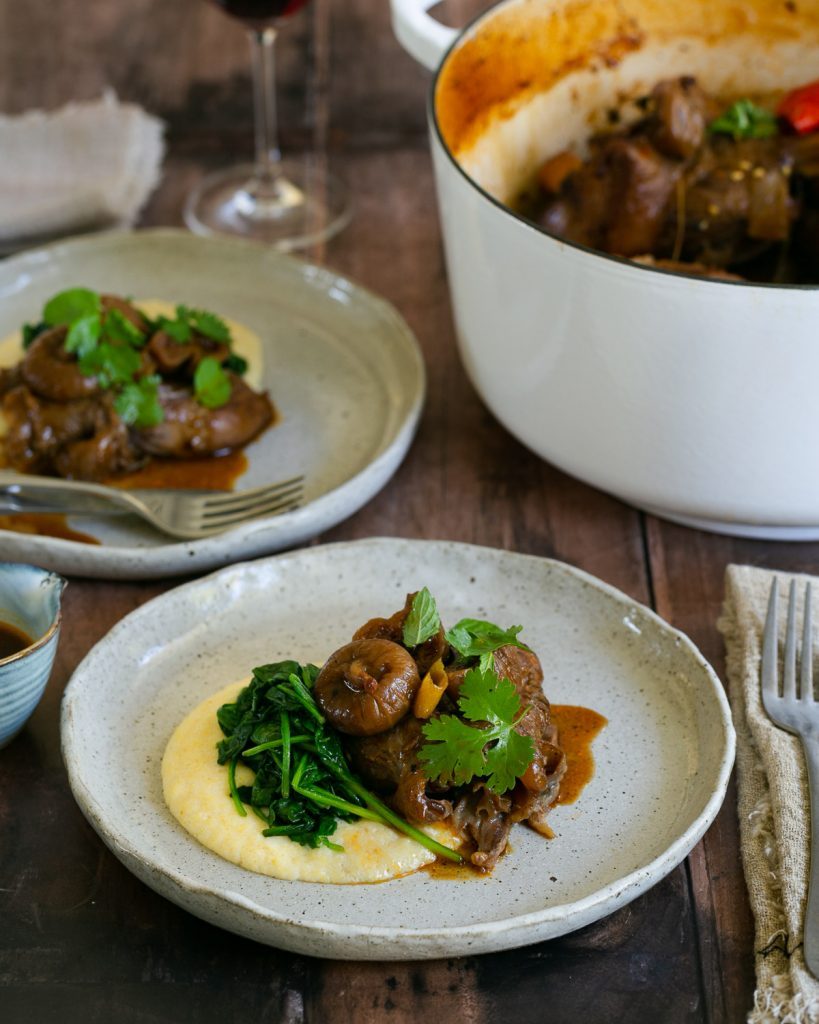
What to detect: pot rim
<box><xmin>428</xmin><ymin>0</ymin><xmax>819</xmax><ymax>292</ymax></box>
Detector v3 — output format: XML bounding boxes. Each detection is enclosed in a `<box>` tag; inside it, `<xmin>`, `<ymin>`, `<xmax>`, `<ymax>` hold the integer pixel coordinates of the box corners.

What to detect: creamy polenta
<box><xmin>162</xmin><ymin>680</ymin><xmax>458</xmax><ymax>884</ymax></box>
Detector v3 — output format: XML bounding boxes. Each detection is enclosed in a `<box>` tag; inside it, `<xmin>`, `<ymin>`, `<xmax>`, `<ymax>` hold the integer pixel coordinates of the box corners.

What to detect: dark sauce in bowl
<box><xmin>0</xmin><ymin>620</ymin><xmax>34</xmax><ymax>660</ymax></box>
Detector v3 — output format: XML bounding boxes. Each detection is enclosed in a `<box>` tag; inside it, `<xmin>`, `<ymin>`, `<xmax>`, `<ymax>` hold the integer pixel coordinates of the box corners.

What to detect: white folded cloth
<box><xmin>0</xmin><ymin>93</ymin><xmax>165</xmax><ymax>245</ymax></box>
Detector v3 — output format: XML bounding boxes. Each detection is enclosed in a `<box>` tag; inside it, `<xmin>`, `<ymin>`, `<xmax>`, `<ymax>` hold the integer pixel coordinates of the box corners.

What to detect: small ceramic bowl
<box><xmin>0</xmin><ymin>563</ymin><xmax>65</xmax><ymax>748</ymax></box>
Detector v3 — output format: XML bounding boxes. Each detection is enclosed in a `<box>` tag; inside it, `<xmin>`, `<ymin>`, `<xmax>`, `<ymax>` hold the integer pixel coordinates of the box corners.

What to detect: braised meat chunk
<box><xmin>134</xmin><ymin>375</ymin><xmax>272</xmax><ymax>458</ymax></box>
<box><xmin>534</xmin><ymin>76</ymin><xmax>819</xmax><ymax>281</ymax></box>
<box><xmin>0</xmin><ymin>290</ymin><xmax>276</xmax><ymax>481</ymax></box>
<box><xmin>315</xmin><ymin>593</ymin><xmax>568</xmax><ymax>871</ymax></box>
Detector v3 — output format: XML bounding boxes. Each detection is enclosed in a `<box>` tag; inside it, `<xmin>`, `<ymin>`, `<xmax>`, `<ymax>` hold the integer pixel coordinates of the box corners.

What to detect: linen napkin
<box><xmin>0</xmin><ymin>93</ymin><xmax>164</xmax><ymax>246</ymax></box>
<box><xmin>720</xmin><ymin>565</ymin><xmax>819</xmax><ymax>1023</ymax></box>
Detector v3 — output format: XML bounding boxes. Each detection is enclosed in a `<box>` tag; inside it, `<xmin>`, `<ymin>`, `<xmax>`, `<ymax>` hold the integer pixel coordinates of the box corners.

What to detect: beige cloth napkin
<box><xmin>0</xmin><ymin>93</ymin><xmax>164</xmax><ymax>245</ymax></box>
<box><xmin>721</xmin><ymin>565</ymin><xmax>819</xmax><ymax>1023</ymax></box>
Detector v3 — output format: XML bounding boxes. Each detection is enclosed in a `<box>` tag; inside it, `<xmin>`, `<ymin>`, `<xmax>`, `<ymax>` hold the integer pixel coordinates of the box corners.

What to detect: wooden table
<box><xmin>2</xmin><ymin>0</ymin><xmax>815</xmax><ymax>1020</ymax></box>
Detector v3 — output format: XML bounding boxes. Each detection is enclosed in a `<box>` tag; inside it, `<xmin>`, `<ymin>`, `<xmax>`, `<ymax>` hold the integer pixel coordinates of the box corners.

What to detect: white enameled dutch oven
<box><xmin>391</xmin><ymin>0</ymin><xmax>819</xmax><ymax>539</ymax></box>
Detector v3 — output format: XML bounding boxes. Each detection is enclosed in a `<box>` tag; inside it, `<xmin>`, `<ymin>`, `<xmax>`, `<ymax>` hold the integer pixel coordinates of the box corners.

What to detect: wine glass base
<box><xmin>184</xmin><ymin>161</ymin><xmax>350</xmax><ymax>250</ymax></box>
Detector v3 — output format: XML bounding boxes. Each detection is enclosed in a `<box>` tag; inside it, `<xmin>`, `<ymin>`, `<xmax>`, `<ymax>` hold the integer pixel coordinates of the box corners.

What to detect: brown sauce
<box><xmin>109</xmin><ymin>450</ymin><xmax>250</xmax><ymax>492</ymax></box>
<box><xmin>0</xmin><ymin>512</ymin><xmax>100</xmax><ymax>545</ymax></box>
<box><xmin>0</xmin><ymin>620</ymin><xmax>34</xmax><ymax>659</ymax></box>
<box><xmin>552</xmin><ymin>704</ymin><xmax>608</xmax><ymax>805</ymax></box>
<box><xmin>421</xmin><ymin>849</ymin><xmax>485</xmax><ymax>881</ymax></box>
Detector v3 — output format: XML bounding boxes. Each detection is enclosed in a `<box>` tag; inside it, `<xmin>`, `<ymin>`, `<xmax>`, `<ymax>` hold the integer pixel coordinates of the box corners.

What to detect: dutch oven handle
<box><xmin>390</xmin><ymin>0</ymin><xmax>458</xmax><ymax>71</ymax></box>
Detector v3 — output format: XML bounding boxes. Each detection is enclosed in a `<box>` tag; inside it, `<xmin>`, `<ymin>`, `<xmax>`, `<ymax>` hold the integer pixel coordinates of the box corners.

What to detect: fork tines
<box><xmin>198</xmin><ymin>475</ymin><xmax>304</xmax><ymax>528</ymax></box>
<box><xmin>764</xmin><ymin>579</ymin><xmax>814</xmax><ymax>702</ymax></box>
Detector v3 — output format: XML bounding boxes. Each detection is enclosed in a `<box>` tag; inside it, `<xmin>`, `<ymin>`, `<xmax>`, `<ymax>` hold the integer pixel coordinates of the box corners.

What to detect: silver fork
<box><xmin>762</xmin><ymin>578</ymin><xmax>819</xmax><ymax>976</ymax></box>
<box><xmin>0</xmin><ymin>471</ymin><xmax>304</xmax><ymax>540</ymax></box>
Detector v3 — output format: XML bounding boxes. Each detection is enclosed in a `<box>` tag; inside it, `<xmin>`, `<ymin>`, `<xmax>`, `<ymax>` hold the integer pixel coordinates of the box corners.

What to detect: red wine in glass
<box><xmin>211</xmin><ymin>0</ymin><xmax>309</xmax><ymax>24</ymax></box>
<box><xmin>187</xmin><ymin>0</ymin><xmax>349</xmax><ymax>247</ymax></box>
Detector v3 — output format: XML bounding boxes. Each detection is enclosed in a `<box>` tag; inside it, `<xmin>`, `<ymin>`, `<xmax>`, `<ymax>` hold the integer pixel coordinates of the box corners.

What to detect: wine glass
<box><xmin>184</xmin><ymin>0</ymin><xmax>350</xmax><ymax>249</ymax></box>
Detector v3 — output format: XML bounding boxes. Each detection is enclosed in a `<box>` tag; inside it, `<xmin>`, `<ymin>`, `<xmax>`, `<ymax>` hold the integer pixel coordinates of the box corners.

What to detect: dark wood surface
<box><xmin>1</xmin><ymin>0</ymin><xmax>815</xmax><ymax>1020</ymax></box>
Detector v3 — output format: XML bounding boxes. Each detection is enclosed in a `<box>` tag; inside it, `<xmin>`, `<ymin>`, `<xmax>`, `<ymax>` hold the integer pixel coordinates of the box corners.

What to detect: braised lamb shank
<box><xmin>314</xmin><ymin>594</ymin><xmax>566</xmax><ymax>871</ymax></box>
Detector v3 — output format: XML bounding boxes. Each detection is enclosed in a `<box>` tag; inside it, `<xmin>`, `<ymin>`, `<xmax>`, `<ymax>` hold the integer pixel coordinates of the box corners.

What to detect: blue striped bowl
<box><xmin>0</xmin><ymin>564</ymin><xmax>65</xmax><ymax>748</ymax></box>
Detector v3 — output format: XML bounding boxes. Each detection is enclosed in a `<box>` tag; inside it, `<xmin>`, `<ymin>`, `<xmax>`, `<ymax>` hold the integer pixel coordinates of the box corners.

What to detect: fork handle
<box><xmin>0</xmin><ymin>473</ymin><xmax>147</xmax><ymax>517</ymax></box>
<box><xmin>802</xmin><ymin>737</ymin><xmax>819</xmax><ymax>975</ymax></box>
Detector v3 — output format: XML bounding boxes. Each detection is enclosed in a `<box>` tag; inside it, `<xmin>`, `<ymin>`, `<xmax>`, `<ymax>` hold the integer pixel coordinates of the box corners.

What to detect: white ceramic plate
<box><xmin>0</xmin><ymin>231</ymin><xmax>424</xmax><ymax>578</ymax></box>
<box><xmin>61</xmin><ymin>538</ymin><xmax>735</xmax><ymax>960</ymax></box>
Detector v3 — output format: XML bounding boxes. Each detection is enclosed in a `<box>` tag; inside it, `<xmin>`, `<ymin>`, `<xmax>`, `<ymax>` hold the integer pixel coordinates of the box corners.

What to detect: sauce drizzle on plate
<box><xmin>552</xmin><ymin>704</ymin><xmax>608</xmax><ymax>805</ymax></box>
<box><xmin>0</xmin><ymin>512</ymin><xmax>100</xmax><ymax>545</ymax></box>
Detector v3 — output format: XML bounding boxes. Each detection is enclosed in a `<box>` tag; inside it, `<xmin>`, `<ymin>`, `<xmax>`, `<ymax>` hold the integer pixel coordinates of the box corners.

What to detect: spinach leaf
<box><xmin>213</xmin><ymin>658</ymin><xmax>462</xmax><ymax>862</ymax></box>
<box><xmin>21</xmin><ymin>321</ymin><xmax>48</xmax><ymax>349</ymax></box>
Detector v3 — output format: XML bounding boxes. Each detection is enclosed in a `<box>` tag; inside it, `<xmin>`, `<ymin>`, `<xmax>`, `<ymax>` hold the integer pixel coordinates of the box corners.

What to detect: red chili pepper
<box><xmin>778</xmin><ymin>80</ymin><xmax>819</xmax><ymax>135</ymax></box>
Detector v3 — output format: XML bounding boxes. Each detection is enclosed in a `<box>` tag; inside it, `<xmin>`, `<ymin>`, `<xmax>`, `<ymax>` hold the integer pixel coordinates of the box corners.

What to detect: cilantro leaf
<box><xmin>402</xmin><ymin>588</ymin><xmax>441</xmax><ymax>648</ymax></box>
<box><xmin>485</xmin><ymin>728</ymin><xmax>535</xmax><ymax>794</ymax></box>
<box><xmin>419</xmin><ymin>664</ymin><xmax>534</xmax><ymax>794</ymax></box>
<box><xmin>64</xmin><ymin>313</ymin><xmax>102</xmax><ymax>359</ymax></box>
<box><xmin>153</xmin><ymin>304</ymin><xmax>234</xmax><ymax>348</ymax></box>
<box><xmin>78</xmin><ymin>341</ymin><xmax>141</xmax><ymax>388</ymax></box>
<box><xmin>115</xmin><ymin>375</ymin><xmax>163</xmax><ymax>428</ymax></box>
<box><xmin>158</xmin><ymin>314</ymin><xmax>192</xmax><ymax>344</ymax></box>
<box><xmin>709</xmin><ymin>98</ymin><xmax>778</xmax><ymax>140</ymax></box>
<box><xmin>458</xmin><ymin>665</ymin><xmax>523</xmax><ymax>728</ymax></box>
<box><xmin>445</xmin><ymin>618</ymin><xmax>529</xmax><ymax>670</ymax></box>
<box><xmin>185</xmin><ymin>307</ymin><xmax>231</xmax><ymax>343</ymax></box>
<box><xmin>43</xmin><ymin>288</ymin><xmax>101</xmax><ymax>326</ymax></box>
<box><xmin>104</xmin><ymin>308</ymin><xmax>146</xmax><ymax>347</ymax></box>
<box><xmin>194</xmin><ymin>356</ymin><xmax>232</xmax><ymax>409</ymax></box>
<box><xmin>418</xmin><ymin>715</ymin><xmax>487</xmax><ymax>786</ymax></box>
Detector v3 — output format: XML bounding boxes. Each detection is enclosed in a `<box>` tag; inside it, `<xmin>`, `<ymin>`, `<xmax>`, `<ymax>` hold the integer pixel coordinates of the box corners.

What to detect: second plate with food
<box><xmin>61</xmin><ymin>538</ymin><xmax>735</xmax><ymax>959</ymax></box>
<box><xmin>0</xmin><ymin>230</ymin><xmax>424</xmax><ymax>578</ymax></box>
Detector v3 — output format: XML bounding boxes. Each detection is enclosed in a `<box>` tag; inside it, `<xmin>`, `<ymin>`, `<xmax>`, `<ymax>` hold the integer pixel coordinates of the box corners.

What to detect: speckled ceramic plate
<box><xmin>0</xmin><ymin>231</ymin><xmax>424</xmax><ymax>579</ymax></box>
<box><xmin>61</xmin><ymin>538</ymin><xmax>735</xmax><ymax>959</ymax></box>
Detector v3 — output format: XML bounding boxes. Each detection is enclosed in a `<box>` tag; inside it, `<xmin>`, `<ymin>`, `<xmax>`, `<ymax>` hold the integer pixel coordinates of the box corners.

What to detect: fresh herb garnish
<box><xmin>64</xmin><ymin>313</ymin><xmax>102</xmax><ymax>359</ymax></box>
<box><xmin>402</xmin><ymin>588</ymin><xmax>441</xmax><ymax>648</ymax></box>
<box><xmin>709</xmin><ymin>98</ymin><xmax>778</xmax><ymax>140</ymax></box>
<box><xmin>157</xmin><ymin>305</ymin><xmax>232</xmax><ymax>346</ymax></box>
<box><xmin>114</xmin><ymin>375</ymin><xmax>163</xmax><ymax>428</ymax></box>
<box><xmin>105</xmin><ymin>308</ymin><xmax>146</xmax><ymax>347</ymax></box>
<box><xmin>78</xmin><ymin>341</ymin><xmax>142</xmax><ymax>388</ymax></box>
<box><xmin>157</xmin><ymin>313</ymin><xmax>193</xmax><ymax>344</ymax></box>
<box><xmin>43</xmin><ymin>287</ymin><xmax>101</xmax><ymax>326</ymax></box>
<box><xmin>194</xmin><ymin>356</ymin><xmax>232</xmax><ymax>409</ymax></box>
<box><xmin>182</xmin><ymin>306</ymin><xmax>231</xmax><ymax>344</ymax></box>
<box><xmin>216</xmin><ymin>661</ymin><xmax>462</xmax><ymax>861</ymax></box>
<box><xmin>419</xmin><ymin>664</ymin><xmax>535</xmax><ymax>794</ymax></box>
<box><xmin>445</xmin><ymin>618</ymin><xmax>530</xmax><ymax>671</ymax></box>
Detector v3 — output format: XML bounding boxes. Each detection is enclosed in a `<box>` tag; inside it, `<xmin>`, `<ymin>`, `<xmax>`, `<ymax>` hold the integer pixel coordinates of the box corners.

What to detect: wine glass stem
<box><xmin>247</xmin><ymin>26</ymin><xmax>291</xmax><ymax>204</ymax></box>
